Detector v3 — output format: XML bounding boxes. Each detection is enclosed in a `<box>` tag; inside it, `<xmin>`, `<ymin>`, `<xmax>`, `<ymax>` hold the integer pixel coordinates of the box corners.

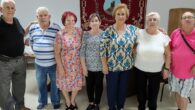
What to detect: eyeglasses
<box><xmin>182</xmin><ymin>16</ymin><xmax>195</xmax><ymax>20</ymax></box>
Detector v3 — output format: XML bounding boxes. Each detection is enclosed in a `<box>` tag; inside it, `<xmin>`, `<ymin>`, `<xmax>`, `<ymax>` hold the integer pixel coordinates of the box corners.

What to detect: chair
<box><xmin>160</xmin><ymin>79</ymin><xmax>191</xmax><ymax>103</ymax></box>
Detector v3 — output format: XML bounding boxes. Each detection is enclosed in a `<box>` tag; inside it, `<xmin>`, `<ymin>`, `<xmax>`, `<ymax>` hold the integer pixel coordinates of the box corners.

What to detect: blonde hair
<box><xmin>36</xmin><ymin>6</ymin><xmax>49</xmax><ymax>16</ymax></box>
<box><xmin>112</xmin><ymin>3</ymin><xmax>129</xmax><ymax>18</ymax></box>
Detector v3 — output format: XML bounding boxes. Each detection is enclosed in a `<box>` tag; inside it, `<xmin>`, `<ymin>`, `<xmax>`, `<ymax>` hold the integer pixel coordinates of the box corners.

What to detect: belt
<box><xmin>0</xmin><ymin>54</ymin><xmax>23</xmax><ymax>62</ymax></box>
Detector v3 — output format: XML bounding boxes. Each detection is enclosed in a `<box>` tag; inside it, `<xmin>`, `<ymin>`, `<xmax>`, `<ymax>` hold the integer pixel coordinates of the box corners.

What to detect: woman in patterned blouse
<box><xmin>100</xmin><ymin>3</ymin><xmax>138</xmax><ymax>110</ymax></box>
<box><xmin>80</xmin><ymin>13</ymin><xmax>104</xmax><ymax>110</ymax></box>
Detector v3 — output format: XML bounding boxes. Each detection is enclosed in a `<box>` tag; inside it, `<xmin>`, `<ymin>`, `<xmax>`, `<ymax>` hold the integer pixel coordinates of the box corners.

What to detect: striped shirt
<box><xmin>29</xmin><ymin>22</ymin><xmax>61</xmax><ymax>67</ymax></box>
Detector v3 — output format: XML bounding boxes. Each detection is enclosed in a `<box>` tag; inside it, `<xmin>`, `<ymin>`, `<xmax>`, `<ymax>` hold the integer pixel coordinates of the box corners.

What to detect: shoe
<box><xmin>37</xmin><ymin>104</ymin><xmax>45</xmax><ymax>109</ymax></box>
<box><xmin>20</xmin><ymin>106</ymin><xmax>31</xmax><ymax>110</ymax></box>
<box><xmin>94</xmin><ymin>105</ymin><xmax>99</xmax><ymax>110</ymax></box>
<box><xmin>53</xmin><ymin>104</ymin><xmax>61</xmax><ymax>109</ymax></box>
<box><xmin>71</xmin><ymin>104</ymin><xmax>78</xmax><ymax>110</ymax></box>
<box><xmin>65</xmin><ymin>105</ymin><xmax>72</xmax><ymax>110</ymax></box>
<box><xmin>86</xmin><ymin>104</ymin><xmax>95</xmax><ymax>110</ymax></box>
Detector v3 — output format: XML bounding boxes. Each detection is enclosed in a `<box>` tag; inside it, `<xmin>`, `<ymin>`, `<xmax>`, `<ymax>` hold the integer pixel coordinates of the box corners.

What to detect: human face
<box><xmin>64</xmin><ymin>15</ymin><xmax>75</xmax><ymax>28</ymax></box>
<box><xmin>0</xmin><ymin>1</ymin><xmax>16</xmax><ymax>19</ymax></box>
<box><xmin>146</xmin><ymin>15</ymin><xmax>159</xmax><ymax>29</ymax></box>
<box><xmin>115</xmin><ymin>8</ymin><xmax>127</xmax><ymax>24</ymax></box>
<box><xmin>37</xmin><ymin>10</ymin><xmax>50</xmax><ymax>24</ymax></box>
<box><xmin>89</xmin><ymin>16</ymin><xmax>101</xmax><ymax>30</ymax></box>
<box><xmin>181</xmin><ymin>12</ymin><xmax>195</xmax><ymax>28</ymax></box>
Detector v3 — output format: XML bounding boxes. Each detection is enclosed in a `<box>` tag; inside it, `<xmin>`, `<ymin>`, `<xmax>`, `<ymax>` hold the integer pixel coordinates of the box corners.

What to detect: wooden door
<box><xmin>168</xmin><ymin>8</ymin><xmax>195</xmax><ymax>35</ymax></box>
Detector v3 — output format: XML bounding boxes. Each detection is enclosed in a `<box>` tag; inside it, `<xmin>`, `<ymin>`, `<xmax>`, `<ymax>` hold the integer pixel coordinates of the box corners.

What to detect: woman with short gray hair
<box><xmin>134</xmin><ymin>12</ymin><xmax>171</xmax><ymax>110</ymax></box>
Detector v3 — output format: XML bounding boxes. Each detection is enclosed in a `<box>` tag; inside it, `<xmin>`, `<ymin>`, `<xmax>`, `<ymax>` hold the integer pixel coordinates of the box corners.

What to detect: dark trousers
<box><xmin>85</xmin><ymin>71</ymin><xmax>104</xmax><ymax>104</ymax></box>
<box><xmin>106</xmin><ymin>70</ymin><xmax>130</xmax><ymax>110</ymax></box>
<box><xmin>0</xmin><ymin>57</ymin><xmax>26</xmax><ymax>110</ymax></box>
<box><xmin>134</xmin><ymin>67</ymin><xmax>161</xmax><ymax>110</ymax></box>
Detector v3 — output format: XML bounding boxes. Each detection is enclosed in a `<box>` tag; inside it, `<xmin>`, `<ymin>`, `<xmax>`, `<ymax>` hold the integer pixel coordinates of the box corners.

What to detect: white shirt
<box><xmin>134</xmin><ymin>29</ymin><xmax>170</xmax><ymax>72</ymax></box>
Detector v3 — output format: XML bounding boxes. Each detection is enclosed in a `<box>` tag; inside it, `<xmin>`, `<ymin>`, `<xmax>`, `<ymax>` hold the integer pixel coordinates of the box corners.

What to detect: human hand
<box><xmin>83</xmin><ymin>67</ymin><xmax>88</xmax><ymax>77</ymax></box>
<box><xmin>159</xmin><ymin>27</ymin><xmax>167</xmax><ymax>35</ymax></box>
<box><xmin>162</xmin><ymin>69</ymin><xmax>169</xmax><ymax>79</ymax></box>
<box><xmin>191</xmin><ymin>65</ymin><xmax>195</xmax><ymax>74</ymax></box>
<box><xmin>102</xmin><ymin>65</ymin><xmax>109</xmax><ymax>75</ymax></box>
<box><xmin>58</xmin><ymin>67</ymin><xmax>65</xmax><ymax>76</ymax></box>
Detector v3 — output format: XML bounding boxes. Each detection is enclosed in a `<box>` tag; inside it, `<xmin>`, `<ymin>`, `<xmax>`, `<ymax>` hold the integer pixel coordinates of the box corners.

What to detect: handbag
<box><xmin>180</xmin><ymin>29</ymin><xmax>195</xmax><ymax>54</ymax></box>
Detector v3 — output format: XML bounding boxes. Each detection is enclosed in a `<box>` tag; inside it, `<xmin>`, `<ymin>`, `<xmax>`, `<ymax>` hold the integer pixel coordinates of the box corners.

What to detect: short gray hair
<box><xmin>146</xmin><ymin>12</ymin><xmax>160</xmax><ymax>21</ymax></box>
<box><xmin>36</xmin><ymin>6</ymin><xmax>49</xmax><ymax>15</ymax></box>
<box><xmin>0</xmin><ymin>0</ymin><xmax>15</xmax><ymax>7</ymax></box>
<box><xmin>181</xmin><ymin>11</ymin><xmax>195</xmax><ymax>19</ymax></box>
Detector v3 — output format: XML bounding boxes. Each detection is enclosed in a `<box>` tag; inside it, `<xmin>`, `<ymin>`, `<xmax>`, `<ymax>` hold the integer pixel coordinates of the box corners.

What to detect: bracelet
<box><xmin>164</xmin><ymin>67</ymin><xmax>170</xmax><ymax>71</ymax></box>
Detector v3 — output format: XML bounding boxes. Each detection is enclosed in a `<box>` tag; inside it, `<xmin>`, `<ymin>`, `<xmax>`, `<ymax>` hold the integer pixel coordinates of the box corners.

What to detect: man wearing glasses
<box><xmin>169</xmin><ymin>11</ymin><xmax>195</xmax><ymax>110</ymax></box>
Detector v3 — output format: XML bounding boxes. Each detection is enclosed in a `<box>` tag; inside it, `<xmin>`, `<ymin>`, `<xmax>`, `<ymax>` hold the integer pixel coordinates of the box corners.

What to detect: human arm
<box><xmin>101</xmin><ymin>57</ymin><xmax>109</xmax><ymax>74</ymax></box>
<box><xmin>24</xmin><ymin>21</ymin><xmax>38</xmax><ymax>36</ymax></box>
<box><xmin>162</xmin><ymin>44</ymin><xmax>171</xmax><ymax>79</ymax></box>
<box><xmin>80</xmin><ymin>32</ymin><xmax>88</xmax><ymax>76</ymax></box>
<box><xmin>100</xmin><ymin>30</ymin><xmax>110</xmax><ymax>74</ymax></box>
<box><xmin>191</xmin><ymin>65</ymin><xmax>195</xmax><ymax>74</ymax></box>
<box><xmin>54</xmin><ymin>33</ymin><xmax>65</xmax><ymax>76</ymax></box>
<box><xmin>133</xmin><ymin>28</ymin><xmax>141</xmax><ymax>58</ymax></box>
<box><xmin>80</xmin><ymin>57</ymin><xmax>88</xmax><ymax>76</ymax></box>
<box><xmin>158</xmin><ymin>27</ymin><xmax>167</xmax><ymax>35</ymax></box>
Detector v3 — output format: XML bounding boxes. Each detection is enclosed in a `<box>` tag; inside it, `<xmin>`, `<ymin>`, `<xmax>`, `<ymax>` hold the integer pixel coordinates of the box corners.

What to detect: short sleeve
<box><xmin>79</xmin><ymin>31</ymin><xmax>88</xmax><ymax>57</ymax></box>
<box><xmin>100</xmin><ymin>27</ymin><xmax>111</xmax><ymax>58</ymax></box>
<box><xmin>169</xmin><ymin>28</ymin><xmax>179</xmax><ymax>49</ymax></box>
<box><xmin>136</xmin><ymin>29</ymin><xmax>143</xmax><ymax>44</ymax></box>
<box><xmin>55</xmin><ymin>23</ymin><xmax>61</xmax><ymax>31</ymax></box>
<box><xmin>163</xmin><ymin>35</ymin><xmax>171</xmax><ymax>47</ymax></box>
<box><xmin>127</xmin><ymin>25</ymin><xmax>139</xmax><ymax>45</ymax></box>
<box><xmin>28</xmin><ymin>24</ymin><xmax>36</xmax><ymax>46</ymax></box>
<box><xmin>54</xmin><ymin>31</ymin><xmax>62</xmax><ymax>48</ymax></box>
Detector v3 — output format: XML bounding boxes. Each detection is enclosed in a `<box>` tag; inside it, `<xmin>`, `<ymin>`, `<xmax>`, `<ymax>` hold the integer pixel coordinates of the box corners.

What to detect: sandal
<box><xmin>65</xmin><ymin>104</ymin><xmax>72</xmax><ymax>110</ymax></box>
<box><xmin>70</xmin><ymin>104</ymin><xmax>78</xmax><ymax>110</ymax></box>
<box><xmin>66</xmin><ymin>106</ymin><xmax>72</xmax><ymax>110</ymax></box>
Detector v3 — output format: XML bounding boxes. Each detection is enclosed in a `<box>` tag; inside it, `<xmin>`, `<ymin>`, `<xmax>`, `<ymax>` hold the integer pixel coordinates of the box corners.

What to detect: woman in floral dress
<box><xmin>54</xmin><ymin>11</ymin><xmax>83</xmax><ymax>110</ymax></box>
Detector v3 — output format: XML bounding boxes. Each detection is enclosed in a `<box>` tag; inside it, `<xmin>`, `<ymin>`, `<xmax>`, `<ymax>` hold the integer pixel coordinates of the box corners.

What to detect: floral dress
<box><xmin>56</xmin><ymin>27</ymin><xmax>83</xmax><ymax>91</ymax></box>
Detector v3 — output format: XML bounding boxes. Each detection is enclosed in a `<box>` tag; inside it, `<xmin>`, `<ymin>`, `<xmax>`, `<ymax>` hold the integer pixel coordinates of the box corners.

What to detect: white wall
<box><xmin>12</xmin><ymin>0</ymin><xmax>195</xmax><ymax>31</ymax></box>
<box><xmin>146</xmin><ymin>0</ymin><xmax>195</xmax><ymax>31</ymax></box>
<box><xmin>14</xmin><ymin>0</ymin><xmax>80</xmax><ymax>27</ymax></box>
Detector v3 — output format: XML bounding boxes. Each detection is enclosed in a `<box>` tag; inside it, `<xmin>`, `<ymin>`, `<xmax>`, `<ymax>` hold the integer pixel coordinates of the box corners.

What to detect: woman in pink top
<box><xmin>169</xmin><ymin>11</ymin><xmax>195</xmax><ymax>110</ymax></box>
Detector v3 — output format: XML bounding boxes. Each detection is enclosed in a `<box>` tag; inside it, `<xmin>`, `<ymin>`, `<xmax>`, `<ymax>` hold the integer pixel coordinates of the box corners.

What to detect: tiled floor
<box><xmin>25</xmin><ymin>66</ymin><xmax>195</xmax><ymax>110</ymax></box>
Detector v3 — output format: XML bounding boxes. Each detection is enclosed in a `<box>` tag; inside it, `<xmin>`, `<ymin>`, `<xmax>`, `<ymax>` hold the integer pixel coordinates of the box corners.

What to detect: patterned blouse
<box><xmin>100</xmin><ymin>25</ymin><xmax>138</xmax><ymax>72</ymax></box>
<box><xmin>80</xmin><ymin>31</ymin><xmax>103</xmax><ymax>71</ymax></box>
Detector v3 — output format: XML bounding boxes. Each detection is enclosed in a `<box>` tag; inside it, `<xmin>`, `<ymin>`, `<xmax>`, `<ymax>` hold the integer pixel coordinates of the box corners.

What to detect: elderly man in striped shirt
<box><xmin>28</xmin><ymin>7</ymin><xmax>61</xmax><ymax>109</ymax></box>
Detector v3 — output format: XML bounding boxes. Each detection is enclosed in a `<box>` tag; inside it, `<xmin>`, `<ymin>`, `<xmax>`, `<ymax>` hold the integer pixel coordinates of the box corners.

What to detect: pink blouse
<box><xmin>170</xmin><ymin>28</ymin><xmax>195</xmax><ymax>79</ymax></box>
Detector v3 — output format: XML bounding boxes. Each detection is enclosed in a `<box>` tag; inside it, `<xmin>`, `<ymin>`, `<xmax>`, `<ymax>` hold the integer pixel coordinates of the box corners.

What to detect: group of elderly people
<box><xmin>0</xmin><ymin>0</ymin><xmax>194</xmax><ymax>110</ymax></box>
